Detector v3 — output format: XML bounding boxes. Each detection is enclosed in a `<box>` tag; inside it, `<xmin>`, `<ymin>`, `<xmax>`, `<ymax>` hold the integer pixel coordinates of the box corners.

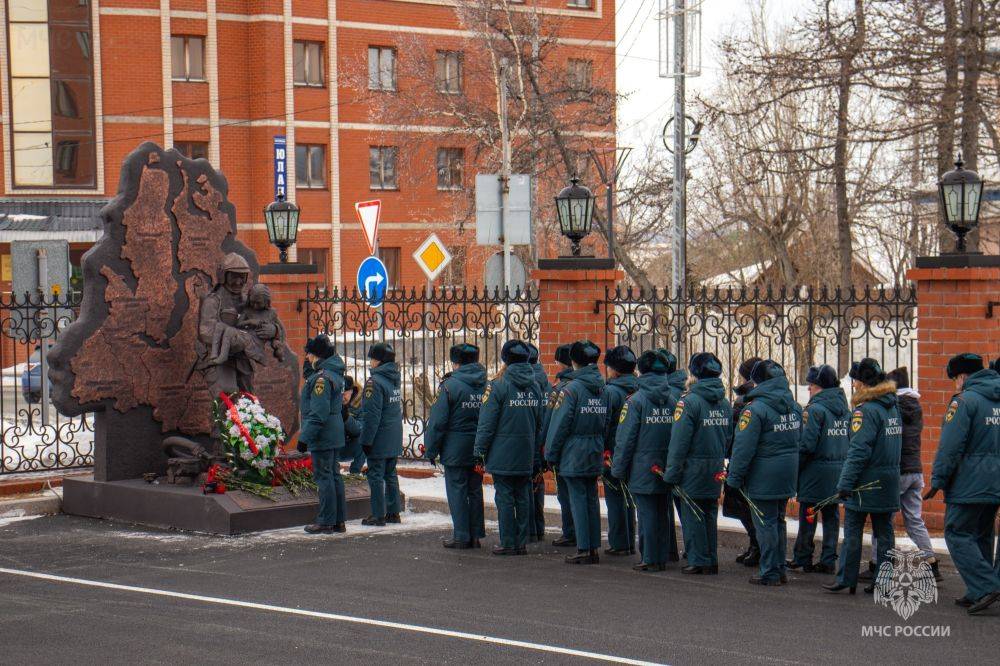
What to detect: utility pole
<box><xmin>498</xmin><ymin>59</ymin><xmax>512</xmax><ymax>294</ymax></box>
<box><xmin>671</xmin><ymin>0</ymin><xmax>687</xmax><ymax>359</ymax></box>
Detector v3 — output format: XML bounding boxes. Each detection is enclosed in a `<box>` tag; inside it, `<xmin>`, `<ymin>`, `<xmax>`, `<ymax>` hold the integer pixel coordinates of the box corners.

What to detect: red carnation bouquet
<box><xmin>804</xmin><ymin>480</ymin><xmax>883</xmax><ymax>523</ymax></box>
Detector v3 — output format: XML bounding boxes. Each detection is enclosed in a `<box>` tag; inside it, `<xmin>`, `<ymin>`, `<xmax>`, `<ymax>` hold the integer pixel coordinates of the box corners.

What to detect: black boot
<box><xmin>304</xmin><ymin>523</ymin><xmax>336</xmax><ymax>534</ymax></box>
<box><xmin>968</xmin><ymin>591</ymin><xmax>1000</xmax><ymax>615</ymax></box>
<box><xmin>930</xmin><ymin>560</ymin><xmax>943</xmax><ymax>582</ymax></box>
<box><xmin>785</xmin><ymin>560</ymin><xmax>804</xmax><ymax>570</ymax></box>
<box><xmin>361</xmin><ymin>515</ymin><xmax>385</xmax><ymax>526</ymax></box>
<box><xmin>742</xmin><ymin>546</ymin><xmax>761</xmax><ymax>567</ymax></box>
<box><xmin>823</xmin><ymin>582</ymin><xmax>857</xmax><ymax>595</ymax></box>
<box><xmin>492</xmin><ymin>545</ymin><xmax>522</xmax><ymax>556</ymax></box>
<box><xmin>682</xmin><ymin>565</ymin><xmax>708</xmax><ymax>575</ymax></box>
<box><xmin>749</xmin><ymin>576</ymin><xmax>782</xmax><ymax>586</ymax></box>
<box><xmin>333</xmin><ymin>522</ymin><xmax>347</xmax><ymax>533</ymax></box>
<box><xmin>552</xmin><ymin>536</ymin><xmax>577</xmax><ymax>548</ymax></box>
<box><xmin>443</xmin><ymin>539</ymin><xmax>473</xmax><ymax>549</ymax></box>
<box><xmin>735</xmin><ymin>548</ymin><xmax>751</xmax><ymax>564</ymax></box>
<box><xmin>632</xmin><ymin>562</ymin><xmax>666</xmax><ymax>572</ymax></box>
<box><xmin>565</xmin><ymin>549</ymin><xmax>599</xmax><ymax>564</ymax></box>
<box><xmin>604</xmin><ymin>547</ymin><xmax>631</xmax><ymax>556</ymax></box>
<box><xmin>384</xmin><ymin>513</ymin><xmax>402</xmax><ymax>524</ymax></box>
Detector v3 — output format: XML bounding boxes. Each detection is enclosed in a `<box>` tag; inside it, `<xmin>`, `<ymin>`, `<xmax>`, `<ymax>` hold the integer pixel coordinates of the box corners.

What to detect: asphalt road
<box><xmin>0</xmin><ymin>513</ymin><xmax>996</xmax><ymax>665</ymax></box>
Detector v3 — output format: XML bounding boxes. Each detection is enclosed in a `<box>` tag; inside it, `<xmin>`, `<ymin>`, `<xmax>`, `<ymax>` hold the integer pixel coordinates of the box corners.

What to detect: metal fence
<box><xmin>603</xmin><ymin>286</ymin><xmax>919</xmax><ymax>401</ymax></box>
<box><xmin>0</xmin><ymin>293</ymin><xmax>94</xmax><ymax>476</ymax></box>
<box><xmin>303</xmin><ymin>286</ymin><xmax>540</xmax><ymax>458</ymax></box>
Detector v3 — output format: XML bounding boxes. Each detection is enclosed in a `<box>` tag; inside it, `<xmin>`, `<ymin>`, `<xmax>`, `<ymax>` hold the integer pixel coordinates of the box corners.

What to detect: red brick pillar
<box><xmin>906</xmin><ymin>265</ymin><xmax>1000</xmax><ymax>529</ymax></box>
<box><xmin>532</xmin><ymin>268</ymin><xmax>623</xmax><ymax>378</ymax></box>
<box><xmin>258</xmin><ymin>269</ymin><xmax>316</xmax><ymax>365</ymax></box>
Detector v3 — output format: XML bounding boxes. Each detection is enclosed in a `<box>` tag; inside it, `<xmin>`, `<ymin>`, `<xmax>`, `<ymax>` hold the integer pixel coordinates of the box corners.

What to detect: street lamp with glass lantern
<box><xmin>938</xmin><ymin>155</ymin><xmax>983</xmax><ymax>254</ymax></box>
<box><xmin>263</xmin><ymin>193</ymin><xmax>300</xmax><ymax>263</ymax></box>
<box><xmin>554</xmin><ymin>176</ymin><xmax>595</xmax><ymax>257</ymax></box>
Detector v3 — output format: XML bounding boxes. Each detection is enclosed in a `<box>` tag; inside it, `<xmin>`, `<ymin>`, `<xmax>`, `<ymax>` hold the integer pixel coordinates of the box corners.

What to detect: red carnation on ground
<box><xmin>215</xmin><ymin>482</ymin><xmax>227</xmax><ymax>494</ymax></box>
<box><xmin>714</xmin><ymin>471</ymin><xmax>727</xmax><ymax>483</ymax></box>
<box><xmin>650</xmin><ymin>464</ymin><xmax>664</xmax><ymax>476</ymax></box>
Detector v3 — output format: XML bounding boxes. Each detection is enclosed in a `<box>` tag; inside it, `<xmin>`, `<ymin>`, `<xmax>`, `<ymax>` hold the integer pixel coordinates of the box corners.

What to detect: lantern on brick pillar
<box><xmin>938</xmin><ymin>155</ymin><xmax>983</xmax><ymax>254</ymax></box>
<box><xmin>554</xmin><ymin>176</ymin><xmax>595</xmax><ymax>257</ymax></box>
<box><xmin>263</xmin><ymin>193</ymin><xmax>301</xmax><ymax>263</ymax></box>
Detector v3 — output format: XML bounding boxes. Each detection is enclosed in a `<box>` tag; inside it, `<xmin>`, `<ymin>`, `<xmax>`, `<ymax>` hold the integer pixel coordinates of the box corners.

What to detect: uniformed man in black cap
<box><xmin>425</xmin><ymin>343</ymin><xmax>487</xmax><ymax>548</ymax></box>
<box><xmin>526</xmin><ymin>342</ymin><xmax>550</xmax><ymax>542</ymax></box>
<box><xmin>545</xmin><ymin>344</ymin><xmax>576</xmax><ymax>547</ymax></box>
<box><xmin>359</xmin><ymin>342</ymin><xmax>404</xmax><ymax>526</ymax></box>
<box><xmin>546</xmin><ymin>340</ymin><xmax>607</xmax><ymax>564</ymax></box>
<box><xmin>602</xmin><ymin>345</ymin><xmax>639</xmax><ymax>556</ymax></box>
<box><xmin>925</xmin><ymin>353</ymin><xmax>1000</xmax><ymax>614</ymax></box>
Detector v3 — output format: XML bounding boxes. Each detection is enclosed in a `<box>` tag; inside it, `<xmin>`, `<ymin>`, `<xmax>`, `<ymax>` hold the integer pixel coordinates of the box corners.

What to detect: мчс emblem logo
<box><xmin>874</xmin><ymin>549</ymin><xmax>938</xmax><ymax>620</ymax></box>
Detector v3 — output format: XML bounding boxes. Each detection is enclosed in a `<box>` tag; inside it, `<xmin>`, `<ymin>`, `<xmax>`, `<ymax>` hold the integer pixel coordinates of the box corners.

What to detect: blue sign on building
<box><xmin>357</xmin><ymin>256</ymin><xmax>389</xmax><ymax>308</ymax></box>
<box><xmin>273</xmin><ymin>135</ymin><xmax>287</xmax><ymax>198</ymax></box>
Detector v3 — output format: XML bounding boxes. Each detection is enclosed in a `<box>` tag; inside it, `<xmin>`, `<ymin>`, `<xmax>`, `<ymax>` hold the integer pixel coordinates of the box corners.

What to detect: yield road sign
<box><xmin>356</xmin><ymin>255</ymin><xmax>389</xmax><ymax>308</ymax></box>
<box><xmin>412</xmin><ymin>233</ymin><xmax>452</xmax><ymax>282</ymax></box>
<box><xmin>354</xmin><ymin>200</ymin><xmax>381</xmax><ymax>255</ymax></box>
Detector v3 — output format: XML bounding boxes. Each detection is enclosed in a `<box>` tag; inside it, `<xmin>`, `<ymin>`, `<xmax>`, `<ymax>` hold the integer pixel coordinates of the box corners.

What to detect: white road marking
<box><xmin>0</xmin><ymin>567</ymin><xmax>666</xmax><ymax>665</ymax></box>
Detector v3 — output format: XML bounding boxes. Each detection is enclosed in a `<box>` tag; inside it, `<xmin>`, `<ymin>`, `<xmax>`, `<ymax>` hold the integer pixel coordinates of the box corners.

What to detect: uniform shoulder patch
<box><xmin>313</xmin><ymin>376</ymin><xmax>326</xmax><ymax>396</ymax></box>
<box><xmin>363</xmin><ymin>379</ymin><xmax>375</xmax><ymax>400</ymax></box>
<box><xmin>801</xmin><ymin>407</ymin><xmax>810</xmax><ymax>426</ymax></box>
<box><xmin>738</xmin><ymin>407</ymin><xmax>752</xmax><ymax>431</ymax></box>
<box><xmin>851</xmin><ymin>408</ymin><xmax>863</xmax><ymax>433</ymax></box>
<box><xmin>945</xmin><ymin>399</ymin><xmax>960</xmax><ymax>423</ymax></box>
<box><xmin>552</xmin><ymin>390</ymin><xmax>566</xmax><ymax>411</ymax></box>
<box><xmin>673</xmin><ymin>399</ymin><xmax>685</xmax><ymax>422</ymax></box>
<box><xmin>619</xmin><ymin>400</ymin><xmax>630</xmax><ymax>424</ymax></box>
<box><xmin>482</xmin><ymin>383</ymin><xmax>493</xmax><ymax>404</ymax></box>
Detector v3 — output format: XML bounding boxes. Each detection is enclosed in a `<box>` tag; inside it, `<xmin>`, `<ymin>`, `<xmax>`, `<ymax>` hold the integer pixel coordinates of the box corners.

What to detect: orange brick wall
<box><xmin>906</xmin><ymin>266</ymin><xmax>1000</xmax><ymax>529</ymax></box>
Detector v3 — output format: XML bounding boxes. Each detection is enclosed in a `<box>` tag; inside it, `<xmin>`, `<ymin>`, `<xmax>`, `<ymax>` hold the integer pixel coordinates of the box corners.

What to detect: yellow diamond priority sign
<box><xmin>413</xmin><ymin>233</ymin><xmax>452</xmax><ymax>282</ymax></box>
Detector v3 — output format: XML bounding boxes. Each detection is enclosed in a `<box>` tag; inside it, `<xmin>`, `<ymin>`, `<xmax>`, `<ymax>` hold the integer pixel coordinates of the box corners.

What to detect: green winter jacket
<box><xmin>727</xmin><ymin>375</ymin><xmax>802</xmax><ymax>500</ymax></box>
<box><xmin>299</xmin><ymin>354</ymin><xmax>346</xmax><ymax>452</ymax></box>
<box><xmin>531</xmin><ymin>363</ymin><xmax>552</xmax><ymax>396</ymax></box>
<box><xmin>664</xmin><ymin>377</ymin><xmax>732</xmax><ymax>500</ymax></box>
<box><xmin>797</xmin><ymin>387</ymin><xmax>850</xmax><ymax>503</ymax></box>
<box><xmin>837</xmin><ymin>381</ymin><xmax>902</xmax><ymax>512</ymax></box>
<box><xmin>358</xmin><ymin>362</ymin><xmax>404</xmax><ymax>459</ymax></box>
<box><xmin>424</xmin><ymin>363</ymin><xmax>487</xmax><ymax>467</ymax></box>
<box><xmin>611</xmin><ymin>372</ymin><xmax>675</xmax><ymax>495</ymax></box>
<box><xmin>931</xmin><ymin>369</ymin><xmax>1000</xmax><ymax>504</ymax></box>
<box><xmin>474</xmin><ymin>363</ymin><xmax>544</xmax><ymax>476</ymax></box>
<box><xmin>539</xmin><ymin>367</ymin><xmax>573</xmax><ymax>453</ymax></box>
<box><xmin>602</xmin><ymin>373</ymin><xmax>640</xmax><ymax>456</ymax></box>
<box><xmin>545</xmin><ymin>364</ymin><xmax>607</xmax><ymax>477</ymax></box>
<box><xmin>667</xmin><ymin>370</ymin><xmax>688</xmax><ymax>402</ymax></box>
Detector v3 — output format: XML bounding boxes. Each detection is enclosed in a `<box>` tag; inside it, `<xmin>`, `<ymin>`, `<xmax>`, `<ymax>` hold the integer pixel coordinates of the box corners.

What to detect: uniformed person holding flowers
<box><xmin>546</xmin><ymin>344</ymin><xmax>577</xmax><ymax>547</ymax></box>
<box><xmin>664</xmin><ymin>352</ymin><xmax>731</xmax><ymax>574</ymax></box>
<box><xmin>359</xmin><ymin>342</ymin><xmax>404</xmax><ymax>526</ymax></box>
<box><xmin>925</xmin><ymin>353</ymin><xmax>1000</xmax><ymax>614</ymax></box>
<box><xmin>526</xmin><ymin>343</ymin><xmax>550</xmax><ymax>542</ymax></box>
<box><xmin>727</xmin><ymin>360</ymin><xmax>802</xmax><ymax>586</ymax></box>
<box><xmin>424</xmin><ymin>343</ymin><xmax>487</xmax><ymax>549</ymax></box>
<box><xmin>602</xmin><ymin>345</ymin><xmax>639</xmax><ymax>556</ymax></box>
<box><xmin>823</xmin><ymin>358</ymin><xmax>901</xmax><ymax>595</ymax></box>
<box><xmin>299</xmin><ymin>334</ymin><xmax>347</xmax><ymax>534</ymax></box>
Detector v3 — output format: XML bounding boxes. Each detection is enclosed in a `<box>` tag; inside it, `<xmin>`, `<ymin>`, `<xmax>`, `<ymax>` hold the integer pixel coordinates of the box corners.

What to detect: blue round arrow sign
<box><xmin>356</xmin><ymin>255</ymin><xmax>389</xmax><ymax>308</ymax></box>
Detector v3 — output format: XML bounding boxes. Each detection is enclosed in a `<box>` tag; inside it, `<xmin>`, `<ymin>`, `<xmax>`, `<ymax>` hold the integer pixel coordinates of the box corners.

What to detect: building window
<box><xmin>7</xmin><ymin>0</ymin><xmax>97</xmax><ymax>188</ymax></box>
<box><xmin>368</xmin><ymin>46</ymin><xmax>396</xmax><ymax>91</ymax></box>
<box><xmin>378</xmin><ymin>247</ymin><xmax>401</xmax><ymax>288</ymax></box>
<box><xmin>441</xmin><ymin>245</ymin><xmax>466</xmax><ymax>286</ymax></box>
<box><xmin>435</xmin><ymin>51</ymin><xmax>463</xmax><ymax>94</ymax></box>
<box><xmin>171</xmin><ymin>35</ymin><xmax>205</xmax><ymax>81</ymax></box>
<box><xmin>294</xmin><ymin>41</ymin><xmax>324</xmax><ymax>87</ymax></box>
<box><xmin>436</xmin><ymin>148</ymin><xmax>464</xmax><ymax>191</ymax></box>
<box><xmin>369</xmin><ymin>146</ymin><xmax>398</xmax><ymax>190</ymax></box>
<box><xmin>567</xmin><ymin>58</ymin><xmax>593</xmax><ymax>90</ymax></box>
<box><xmin>298</xmin><ymin>247</ymin><xmax>329</xmax><ymax>285</ymax></box>
<box><xmin>567</xmin><ymin>0</ymin><xmax>592</xmax><ymax>7</ymax></box>
<box><xmin>295</xmin><ymin>144</ymin><xmax>327</xmax><ymax>189</ymax></box>
<box><xmin>175</xmin><ymin>141</ymin><xmax>209</xmax><ymax>160</ymax></box>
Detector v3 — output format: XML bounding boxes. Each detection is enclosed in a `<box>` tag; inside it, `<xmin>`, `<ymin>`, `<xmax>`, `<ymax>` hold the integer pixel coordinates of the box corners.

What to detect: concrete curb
<box><xmin>0</xmin><ymin>490</ymin><xmax>62</xmax><ymax>520</ymax></box>
<box><xmin>406</xmin><ymin>494</ymin><xmax>956</xmax><ymax>570</ymax></box>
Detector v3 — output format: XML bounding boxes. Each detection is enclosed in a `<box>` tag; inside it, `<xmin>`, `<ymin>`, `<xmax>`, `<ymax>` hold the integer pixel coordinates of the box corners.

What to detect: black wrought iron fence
<box><xmin>603</xmin><ymin>286</ymin><xmax>918</xmax><ymax>400</ymax></box>
<box><xmin>303</xmin><ymin>286</ymin><xmax>540</xmax><ymax>458</ymax></box>
<box><xmin>0</xmin><ymin>293</ymin><xmax>94</xmax><ymax>475</ymax></box>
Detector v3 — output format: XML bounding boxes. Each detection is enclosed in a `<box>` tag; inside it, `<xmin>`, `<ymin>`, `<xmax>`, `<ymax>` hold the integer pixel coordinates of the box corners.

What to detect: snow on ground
<box><xmin>0</xmin><ymin>510</ymin><xmax>42</xmax><ymax>528</ymax></box>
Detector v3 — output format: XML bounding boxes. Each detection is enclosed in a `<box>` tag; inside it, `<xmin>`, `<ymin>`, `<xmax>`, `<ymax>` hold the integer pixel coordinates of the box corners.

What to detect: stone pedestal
<box><xmin>531</xmin><ymin>265</ymin><xmax>623</xmax><ymax>378</ymax></box>
<box><xmin>906</xmin><ymin>259</ymin><xmax>1000</xmax><ymax>529</ymax></box>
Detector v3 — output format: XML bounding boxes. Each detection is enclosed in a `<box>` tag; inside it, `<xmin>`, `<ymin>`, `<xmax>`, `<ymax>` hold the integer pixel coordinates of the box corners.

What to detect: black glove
<box><xmin>362</xmin><ymin>444</ymin><xmax>373</xmax><ymax>456</ymax></box>
<box><xmin>296</xmin><ymin>440</ymin><xmax>308</xmax><ymax>454</ymax></box>
<box><xmin>922</xmin><ymin>486</ymin><xmax>941</xmax><ymax>501</ymax></box>
<box><xmin>838</xmin><ymin>489</ymin><xmax>852</xmax><ymax>500</ymax></box>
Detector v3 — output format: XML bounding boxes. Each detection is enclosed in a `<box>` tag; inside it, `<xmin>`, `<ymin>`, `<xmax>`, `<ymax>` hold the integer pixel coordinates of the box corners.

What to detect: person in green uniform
<box><xmin>611</xmin><ymin>350</ymin><xmax>675</xmax><ymax>571</ymax></box>
<box><xmin>658</xmin><ymin>347</ymin><xmax>685</xmax><ymax>561</ymax></box>
<box><xmin>727</xmin><ymin>360</ymin><xmax>802</xmax><ymax>586</ymax></box>
<box><xmin>546</xmin><ymin>340</ymin><xmax>607</xmax><ymax>565</ymax></box>
<box><xmin>547</xmin><ymin>344</ymin><xmax>577</xmax><ymax>547</ymax></box>
<box><xmin>339</xmin><ymin>376</ymin><xmax>366</xmax><ymax>475</ymax></box>
<box><xmin>602</xmin><ymin>345</ymin><xmax>639</xmax><ymax>556</ymax></box>
<box><xmin>474</xmin><ymin>340</ymin><xmax>545</xmax><ymax>555</ymax></box>
<box><xmin>823</xmin><ymin>358</ymin><xmax>901</xmax><ymax>595</ymax></box>
<box><xmin>359</xmin><ymin>342</ymin><xmax>404</xmax><ymax>526</ymax></box>
<box><xmin>925</xmin><ymin>353</ymin><xmax>1000</xmax><ymax>614</ymax></box>
<box><xmin>424</xmin><ymin>343</ymin><xmax>487</xmax><ymax>549</ymax></box>
<box><xmin>665</xmin><ymin>352</ymin><xmax>731</xmax><ymax>574</ymax></box>
<box><xmin>299</xmin><ymin>335</ymin><xmax>347</xmax><ymax>534</ymax></box>
<box><xmin>789</xmin><ymin>364</ymin><xmax>849</xmax><ymax>574</ymax></box>
<box><xmin>526</xmin><ymin>343</ymin><xmax>550</xmax><ymax>543</ymax></box>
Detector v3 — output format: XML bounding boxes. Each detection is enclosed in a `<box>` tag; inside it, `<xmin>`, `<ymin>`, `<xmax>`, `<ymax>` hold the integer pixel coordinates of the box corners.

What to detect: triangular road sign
<box><xmin>354</xmin><ymin>200</ymin><xmax>381</xmax><ymax>255</ymax></box>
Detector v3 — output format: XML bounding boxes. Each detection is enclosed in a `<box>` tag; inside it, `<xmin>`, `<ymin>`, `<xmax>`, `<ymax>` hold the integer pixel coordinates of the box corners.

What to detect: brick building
<box><xmin>0</xmin><ymin>0</ymin><xmax>616</xmax><ymax>291</ymax></box>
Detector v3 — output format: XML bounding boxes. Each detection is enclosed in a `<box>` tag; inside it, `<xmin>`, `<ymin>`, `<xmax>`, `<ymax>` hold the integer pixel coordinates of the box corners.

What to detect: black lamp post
<box><xmin>263</xmin><ymin>193</ymin><xmax>300</xmax><ymax>263</ymax></box>
<box><xmin>938</xmin><ymin>155</ymin><xmax>983</xmax><ymax>254</ymax></box>
<box><xmin>554</xmin><ymin>176</ymin><xmax>595</xmax><ymax>257</ymax></box>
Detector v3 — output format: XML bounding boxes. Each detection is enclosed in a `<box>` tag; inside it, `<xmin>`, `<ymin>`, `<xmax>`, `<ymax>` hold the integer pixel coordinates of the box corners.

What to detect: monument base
<box><xmin>63</xmin><ymin>475</ymin><xmax>392</xmax><ymax>535</ymax></box>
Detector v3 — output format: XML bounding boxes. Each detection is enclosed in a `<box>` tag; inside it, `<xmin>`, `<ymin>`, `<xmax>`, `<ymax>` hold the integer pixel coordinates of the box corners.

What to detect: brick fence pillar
<box><xmin>905</xmin><ymin>264</ymin><xmax>1000</xmax><ymax>530</ymax></box>
<box><xmin>531</xmin><ymin>268</ymin><xmax>623</xmax><ymax>378</ymax></box>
